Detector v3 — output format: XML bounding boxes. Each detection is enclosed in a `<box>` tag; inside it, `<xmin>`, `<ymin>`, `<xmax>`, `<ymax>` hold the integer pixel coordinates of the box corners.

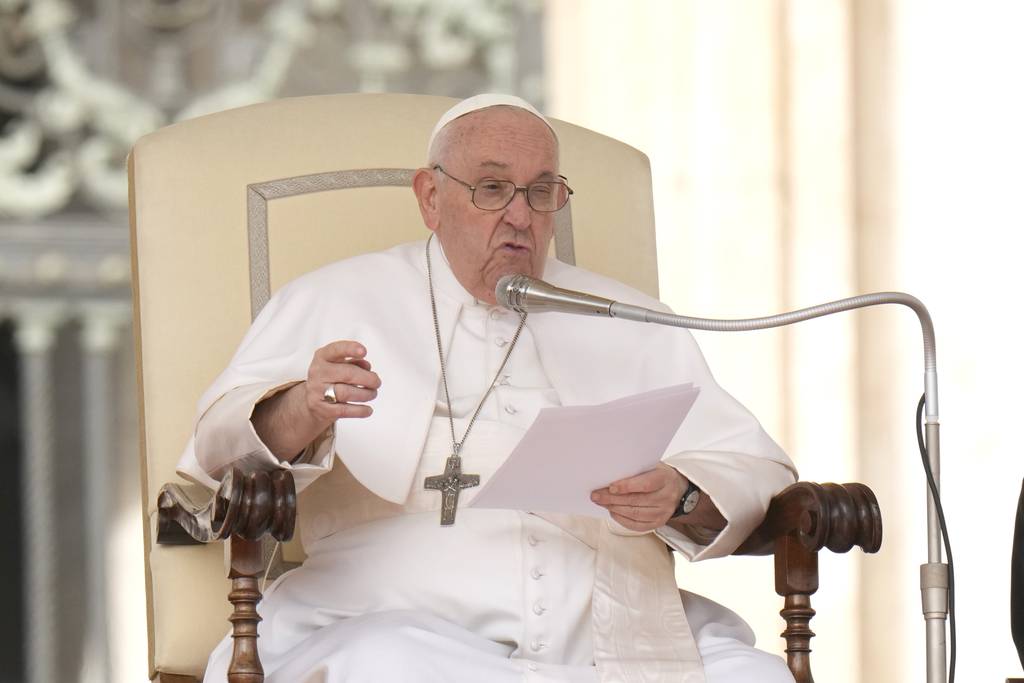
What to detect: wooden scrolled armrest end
<box><xmin>735</xmin><ymin>481</ymin><xmax>882</xmax><ymax>557</ymax></box>
<box><xmin>155</xmin><ymin>467</ymin><xmax>297</xmax><ymax>546</ymax></box>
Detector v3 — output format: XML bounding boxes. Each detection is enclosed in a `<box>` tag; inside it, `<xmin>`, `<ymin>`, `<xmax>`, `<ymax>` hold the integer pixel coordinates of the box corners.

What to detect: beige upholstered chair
<box><xmin>128</xmin><ymin>93</ymin><xmax>881</xmax><ymax>683</ymax></box>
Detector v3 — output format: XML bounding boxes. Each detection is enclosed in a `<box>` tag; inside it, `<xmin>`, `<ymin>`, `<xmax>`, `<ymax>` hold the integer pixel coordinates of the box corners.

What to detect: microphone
<box><xmin>495</xmin><ymin>274</ymin><xmax>714</xmax><ymax>326</ymax></box>
<box><xmin>497</xmin><ymin>276</ymin><xmax>935</xmax><ymax>375</ymax></box>
<box><xmin>496</xmin><ymin>274</ymin><xmax>616</xmax><ymax>316</ymax></box>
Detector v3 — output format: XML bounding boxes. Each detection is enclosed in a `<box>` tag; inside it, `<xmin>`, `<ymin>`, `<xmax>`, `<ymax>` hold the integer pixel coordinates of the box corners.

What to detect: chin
<box><xmin>497</xmin><ymin>264</ymin><xmax>536</xmax><ymax>285</ymax></box>
<box><xmin>487</xmin><ymin>248</ymin><xmax>542</xmax><ymax>286</ymax></box>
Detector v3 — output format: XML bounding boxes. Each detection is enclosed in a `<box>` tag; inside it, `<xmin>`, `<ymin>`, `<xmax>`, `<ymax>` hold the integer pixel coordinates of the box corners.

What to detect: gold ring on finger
<box><xmin>323</xmin><ymin>384</ymin><xmax>338</xmax><ymax>404</ymax></box>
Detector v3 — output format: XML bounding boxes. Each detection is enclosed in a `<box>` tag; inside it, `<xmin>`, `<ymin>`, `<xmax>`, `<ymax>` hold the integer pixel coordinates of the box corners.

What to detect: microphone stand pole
<box><xmin>606</xmin><ymin>293</ymin><xmax>947</xmax><ymax>683</ymax></box>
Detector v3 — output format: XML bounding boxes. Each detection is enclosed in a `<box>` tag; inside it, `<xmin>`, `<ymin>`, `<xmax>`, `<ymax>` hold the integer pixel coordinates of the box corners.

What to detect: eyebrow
<box><xmin>476</xmin><ymin>160</ymin><xmax>557</xmax><ymax>180</ymax></box>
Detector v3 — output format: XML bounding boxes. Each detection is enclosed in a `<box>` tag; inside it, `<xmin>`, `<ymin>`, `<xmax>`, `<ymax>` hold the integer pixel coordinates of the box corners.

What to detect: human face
<box><xmin>415</xmin><ymin>107</ymin><xmax>559</xmax><ymax>304</ymax></box>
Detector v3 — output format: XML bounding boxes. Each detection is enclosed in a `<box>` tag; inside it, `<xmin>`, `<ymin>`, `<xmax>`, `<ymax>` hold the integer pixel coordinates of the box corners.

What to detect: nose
<box><xmin>502</xmin><ymin>187</ymin><xmax>532</xmax><ymax>229</ymax></box>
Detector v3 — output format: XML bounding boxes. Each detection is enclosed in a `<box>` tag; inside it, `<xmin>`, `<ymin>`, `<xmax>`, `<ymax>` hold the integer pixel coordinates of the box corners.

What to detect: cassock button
<box><xmin>489</xmin><ymin>309</ymin><xmax>504</xmax><ymax>320</ymax></box>
<box><xmin>495</xmin><ymin>337</ymin><xmax>508</xmax><ymax>347</ymax></box>
<box><xmin>530</xmin><ymin>567</ymin><xmax>544</xmax><ymax>580</ymax></box>
<box><xmin>533</xmin><ymin>601</ymin><xmax>547</xmax><ymax>615</ymax></box>
<box><xmin>530</xmin><ymin>639</ymin><xmax>545</xmax><ymax>652</ymax></box>
<box><xmin>526</xmin><ymin>662</ymin><xmax>539</xmax><ymax>672</ymax></box>
<box><xmin>527</xmin><ymin>534</ymin><xmax>539</xmax><ymax>546</ymax></box>
<box><xmin>499</xmin><ymin>374</ymin><xmax>511</xmax><ymax>386</ymax></box>
<box><xmin>504</xmin><ymin>404</ymin><xmax>518</xmax><ymax>415</ymax></box>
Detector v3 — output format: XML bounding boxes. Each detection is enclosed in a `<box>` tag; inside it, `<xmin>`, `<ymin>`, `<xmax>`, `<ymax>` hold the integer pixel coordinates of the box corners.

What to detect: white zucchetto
<box><xmin>426</xmin><ymin>93</ymin><xmax>556</xmax><ymax>159</ymax></box>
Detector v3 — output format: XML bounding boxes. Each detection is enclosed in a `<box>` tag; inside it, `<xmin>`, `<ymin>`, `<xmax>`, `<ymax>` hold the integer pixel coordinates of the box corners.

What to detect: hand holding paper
<box><xmin>470</xmin><ymin>383</ymin><xmax>700</xmax><ymax>518</ymax></box>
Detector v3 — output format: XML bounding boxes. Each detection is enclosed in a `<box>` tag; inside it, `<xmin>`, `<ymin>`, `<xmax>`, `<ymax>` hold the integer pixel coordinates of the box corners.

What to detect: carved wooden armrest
<box><xmin>157</xmin><ymin>467</ymin><xmax>296</xmax><ymax>545</ymax></box>
<box><xmin>156</xmin><ymin>468</ymin><xmax>297</xmax><ymax>683</ymax></box>
<box><xmin>735</xmin><ymin>482</ymin><xmax>882</xmax><ymax>683</ymax></box>
<box><xmin>736</xmin><ymin>481</ymin><xmax>882</xmax><ymax>557</ymax></box>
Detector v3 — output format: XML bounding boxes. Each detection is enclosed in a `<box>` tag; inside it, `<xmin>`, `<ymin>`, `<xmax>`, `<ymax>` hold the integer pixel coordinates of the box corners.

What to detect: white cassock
<box><xmin>178</xmin><ymin>238</ymin><xmax>798</xmax><ymax>683</ymax></box>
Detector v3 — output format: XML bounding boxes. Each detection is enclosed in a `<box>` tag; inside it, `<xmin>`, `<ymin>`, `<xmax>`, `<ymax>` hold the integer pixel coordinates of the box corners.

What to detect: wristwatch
<box><xmin>672</xmin><ymin>480</ymin><xmax>701</xmax><ymax>518</ymax></box>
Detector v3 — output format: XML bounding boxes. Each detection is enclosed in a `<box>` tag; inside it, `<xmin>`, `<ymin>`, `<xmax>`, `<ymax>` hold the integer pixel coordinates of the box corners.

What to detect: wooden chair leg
<box><xmin>158</xmin><ymin>468</ymin><xmax>297</xmax><ymax>683</ymax></box>
<box><xmin>738</xmin><ymin>482</ymin><xmax>881</xmax><ymax>683</ymax></box>
<box><xmin>775</xmin><ymin>534</ymin><xmax>819</xmax><ymax>683</ymax></box>
<box><xmin>781</xmin><ymin>593</ymin><xmax>816</xmax><ymax>683</ymax></box>
<box><xmin>227</xmin><ymin>536</ymin><xmax>264</xmax><ymax>683</ymax></box>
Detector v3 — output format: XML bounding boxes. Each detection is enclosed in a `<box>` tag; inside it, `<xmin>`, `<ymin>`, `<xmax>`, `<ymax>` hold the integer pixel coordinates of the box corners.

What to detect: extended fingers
<box><xmin>324</xmin><ymin>383</ymin><xmax>378</xmax><ymax>403</ymax></box>
<box><xmin>312</xmin><ymin>390</ymin><xmax>375</xmax><ymax>421</ymax></box>
<box><xmin>312</xmin><ymin>343</ymin><xmax>382</xmax><ymax>392</ymax></box>
<box><xmin>591</xmin><ymin>479</ymin><xmax>678</xmax><ymax>527</ymax></box>
<box><xmin>307</xmin><ymin>342</ymin><xmax>382</xmax><ymax>421</ymax></box>
<box><xmin>318</xmin><ymin>340</ymin><xmax>367</xmax><ymax>362</ymax></box>
<box><xmin>602</xmin><ymin>504</ymin><xmax>663</xmax><ymax>523</ymax></box>
<box><xmin>591</xmin><ymin>489</ymin><xmax>654</xmax><ymax>507</ymax></box>
<box><xmin>330</xmin><ymin>402</ymin><xmax>373</xmax><ymax>419</ymax></box>
<box><xmin>606</xmin><ymin>470</ymin><xmax>662</xmax><ymax>495</ymax></box>
<box><xmin>317</xmin><ymin>358</ymin><xmax>380</xmax><ymax>387</ymax></box>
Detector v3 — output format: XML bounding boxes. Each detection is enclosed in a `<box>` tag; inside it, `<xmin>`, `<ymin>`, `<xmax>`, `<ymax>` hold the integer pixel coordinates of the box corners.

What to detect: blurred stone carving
<box><xmin>0</xmin><ymin>0</ymin><xmax>543</xmax><ymax>219</ymax></box>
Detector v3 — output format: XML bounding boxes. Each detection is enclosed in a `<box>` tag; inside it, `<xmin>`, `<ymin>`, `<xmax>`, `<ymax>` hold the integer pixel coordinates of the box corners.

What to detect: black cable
<box><xmin>917</xmin><ymin>393</ymin><xmax>956</xmax><ymax>682</ymax></box>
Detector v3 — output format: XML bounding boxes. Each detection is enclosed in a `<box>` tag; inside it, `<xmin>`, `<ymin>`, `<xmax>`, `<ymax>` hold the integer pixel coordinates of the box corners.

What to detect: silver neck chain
<box><xmin>426</xmin><ymin>235</ymin><xmax>528</xmax><ymax>455</ymax></box>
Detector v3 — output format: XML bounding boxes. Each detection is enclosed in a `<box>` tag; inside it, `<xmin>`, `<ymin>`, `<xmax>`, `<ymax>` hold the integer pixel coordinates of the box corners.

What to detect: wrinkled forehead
<box><xmin>428</xmin><ymin>106</ymin><xmax>560</xmax><ymax>174</ymax></box>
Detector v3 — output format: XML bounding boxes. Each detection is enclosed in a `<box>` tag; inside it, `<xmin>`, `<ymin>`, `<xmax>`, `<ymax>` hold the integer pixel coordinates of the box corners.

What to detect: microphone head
<box><xmin>496</xmin><ymin>274</ymin><xmax>532</xmax><ymax>312</ymax></box>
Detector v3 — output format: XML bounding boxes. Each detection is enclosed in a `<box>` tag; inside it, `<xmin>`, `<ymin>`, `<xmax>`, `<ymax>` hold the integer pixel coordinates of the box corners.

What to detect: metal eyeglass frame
<box><xmin>432</xmin><ymin>164</ymin><xmax>574</xmax><ymax>212</ymax></box>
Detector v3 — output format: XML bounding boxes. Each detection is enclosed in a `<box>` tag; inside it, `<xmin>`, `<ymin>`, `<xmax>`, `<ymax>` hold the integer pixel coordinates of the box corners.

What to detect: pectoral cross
<box><xmin>424</xmin><ymin>454</ymin><xmax>480</xmax><ymax>526</ymax></box>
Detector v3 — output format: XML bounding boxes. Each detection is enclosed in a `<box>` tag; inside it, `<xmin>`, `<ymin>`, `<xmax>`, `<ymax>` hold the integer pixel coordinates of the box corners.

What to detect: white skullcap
<box><xmin>426</xmin><ymin>93</ymin><xmax>556</xmax><ymax>160</ymax></box>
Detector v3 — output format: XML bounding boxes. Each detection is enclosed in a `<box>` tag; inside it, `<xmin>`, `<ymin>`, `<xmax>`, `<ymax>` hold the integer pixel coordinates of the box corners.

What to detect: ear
<box><xmin>412</xmin><ymin>167</ymin><xmax>440</xmax><ymax>232</ymax></box>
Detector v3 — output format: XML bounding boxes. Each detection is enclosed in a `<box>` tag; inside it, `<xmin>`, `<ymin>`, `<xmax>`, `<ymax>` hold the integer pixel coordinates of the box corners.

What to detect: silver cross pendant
<box><xmin>424</xmin><ymin>454</ymin><xmax>480</xmax><ymax>526</ymax></box>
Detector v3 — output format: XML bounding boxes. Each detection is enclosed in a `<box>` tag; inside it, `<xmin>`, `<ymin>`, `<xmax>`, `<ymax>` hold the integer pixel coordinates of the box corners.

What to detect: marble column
<box><xmin>13</xmin><ymin>301</ymin><xmax>66</xmax><ymax>683</ymax></box>
<box><xmin>78</xmin><ymin>301</ymin><xmax>129</xmax><ymax>683</ymax></box>
<box><xmin>851</xmin><ymin>0</ymin><xmax>931</xmax><ymax>680</ymax></box>
<box><xmin>780</xmin><ymin>1</ymin><xmax>860</xmax><ymax>679</ymax></box>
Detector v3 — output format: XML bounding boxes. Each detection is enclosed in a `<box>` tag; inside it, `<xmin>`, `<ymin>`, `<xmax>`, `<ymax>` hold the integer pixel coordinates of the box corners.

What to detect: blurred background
<box><xmin>0</xmin><ymin>0</ymin><xmax>1020</xmax><ymax>681</ymax></box>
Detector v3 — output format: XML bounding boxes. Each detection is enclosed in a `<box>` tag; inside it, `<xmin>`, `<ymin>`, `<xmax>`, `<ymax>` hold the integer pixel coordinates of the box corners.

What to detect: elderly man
<box><xmin>180</xmin><ymin>94</ymin><xmax>797</xmax><ymax>683</ymax></box>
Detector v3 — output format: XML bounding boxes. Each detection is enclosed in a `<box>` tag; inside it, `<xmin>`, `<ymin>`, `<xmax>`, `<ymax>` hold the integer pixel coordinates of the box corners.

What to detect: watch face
<box><xmin>681</xmin><ymin>489</ymin><xmax>700</xmax><ymax>515</ymax></box>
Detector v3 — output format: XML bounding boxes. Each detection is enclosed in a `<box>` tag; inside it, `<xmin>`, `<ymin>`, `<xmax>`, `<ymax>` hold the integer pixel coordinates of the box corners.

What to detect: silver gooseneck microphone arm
<box><xmin>497</xmin><ymin>273</ymin><xmax>949</xmax><ymax>683</ymax></box>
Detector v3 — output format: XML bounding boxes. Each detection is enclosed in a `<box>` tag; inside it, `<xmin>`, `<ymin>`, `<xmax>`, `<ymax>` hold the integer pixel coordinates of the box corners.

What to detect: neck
<box><xmin>431</xmin><ymin>236</ymin><xmax>496</xmax><ymax>305</ymax></box>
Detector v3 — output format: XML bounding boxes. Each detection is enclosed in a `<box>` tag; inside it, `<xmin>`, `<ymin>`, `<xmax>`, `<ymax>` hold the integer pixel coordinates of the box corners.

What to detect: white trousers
<box><xmin>205</xmin><ymin>590</ymin><xmax>794</xmax><ymax>683</ymax></box>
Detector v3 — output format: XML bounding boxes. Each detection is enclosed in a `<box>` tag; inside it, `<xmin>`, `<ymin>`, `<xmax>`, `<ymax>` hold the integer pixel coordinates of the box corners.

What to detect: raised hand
<box><xmin>306</xmin><ymin>340</ymin><xmax>381</xmax><ymax>422</ymax></box>
<box><xmin>251</xmin><ymin>340</ymin><xmax>381</xmax><ymax>460</ymax></box>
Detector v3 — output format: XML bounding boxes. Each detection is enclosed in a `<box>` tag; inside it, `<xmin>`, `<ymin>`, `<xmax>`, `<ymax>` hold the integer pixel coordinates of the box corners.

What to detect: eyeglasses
<box><xmin>433</xmin><ymin>165</ymin><xmax>573</xmax><ymax>213</ymax></box>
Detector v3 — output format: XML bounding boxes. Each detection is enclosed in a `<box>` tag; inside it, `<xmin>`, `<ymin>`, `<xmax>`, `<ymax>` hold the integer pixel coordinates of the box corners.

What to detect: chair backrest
<box><xmin>129</xmin><ymin>92</ymin><xmax>658</xmax><ymax>679</ymax></box>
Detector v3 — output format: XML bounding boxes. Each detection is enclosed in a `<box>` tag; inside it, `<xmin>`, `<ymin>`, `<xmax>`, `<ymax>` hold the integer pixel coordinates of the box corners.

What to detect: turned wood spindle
<box><xmin>775</xmin><ymin>528</ymin><xmax>819</xmax><ymax>683</ymax></box>
<box><xmin>780</xmin><ymin>592</ymin><xmax>816</xmax><ymax>683</ymax></box>
<box><xmin>227</xmin><ymin>536</ymin><xmax>265</xmax><ymax>683</ymax></box>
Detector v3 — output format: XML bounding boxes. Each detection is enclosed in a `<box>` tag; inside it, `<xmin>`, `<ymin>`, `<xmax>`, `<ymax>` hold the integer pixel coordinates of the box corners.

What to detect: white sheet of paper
<box><xmin>469</xmin><ymin>383</ymin><xmax>700</xmax><ymax>518</ymax></box>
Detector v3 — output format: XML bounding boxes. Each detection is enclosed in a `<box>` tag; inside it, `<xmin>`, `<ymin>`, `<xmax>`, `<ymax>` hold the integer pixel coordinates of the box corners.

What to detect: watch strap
<box><xmin>672</xmin><ymin>479</ymin><xmax>701</xmax><ymax>518</ymax></box>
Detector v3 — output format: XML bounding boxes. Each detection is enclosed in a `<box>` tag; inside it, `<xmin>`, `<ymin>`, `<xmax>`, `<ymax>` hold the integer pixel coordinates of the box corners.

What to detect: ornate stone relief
<box><xmin>0</xmin><ymin>0</ymin><xmax>544</xmax><ymax>220</ymax></box>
